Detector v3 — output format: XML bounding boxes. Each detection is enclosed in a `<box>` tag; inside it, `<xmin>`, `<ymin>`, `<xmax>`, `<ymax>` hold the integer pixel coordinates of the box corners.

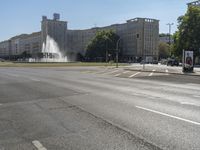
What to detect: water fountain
<box><xmin>40</xmin><ymin>35</ymin><xmax>68</xmax><ymax>62</ymax></box>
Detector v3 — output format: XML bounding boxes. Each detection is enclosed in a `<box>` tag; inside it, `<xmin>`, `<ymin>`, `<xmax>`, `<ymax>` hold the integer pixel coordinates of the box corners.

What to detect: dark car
<box><xmin>167</xmin><ymin>59</ymin><xmax>179</xmax><ymax>66</ymax></box>
<box><xmin>0</xmin><ymin>58</ymin><xmax>5</xmax><ymax>62</ymax></box>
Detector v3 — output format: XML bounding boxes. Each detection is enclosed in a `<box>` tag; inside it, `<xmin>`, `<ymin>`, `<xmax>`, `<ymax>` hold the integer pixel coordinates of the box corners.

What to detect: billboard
<box><xmin>184</xmin><ymin>51</ymin><xmax>193</xmax><ymax>67</ymax></box>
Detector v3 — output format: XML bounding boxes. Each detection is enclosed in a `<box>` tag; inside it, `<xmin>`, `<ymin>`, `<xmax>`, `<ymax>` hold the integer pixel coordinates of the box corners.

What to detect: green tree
<box><xmin>173</xmin><ymin>6</ymin><xmax>200</xmax><ymax>58</ymax></box>
<box><xmin>158</xmin><ymin>42</ymin><xmax>170</xmax><ymax>59</ymax></box>
<box><xmin>20</xmin><ymin>51</ymin><xmax>31</xmax><ymax>59</ymax></box>
<box><xmin>85</xmin><ymin>30</ymin><xmax>120</xmax><ymax>62</ymax></box>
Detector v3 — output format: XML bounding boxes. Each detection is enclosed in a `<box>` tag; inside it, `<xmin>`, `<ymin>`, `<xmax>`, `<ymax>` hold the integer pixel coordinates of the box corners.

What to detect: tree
<box><xmin>159</xmin><ymin>33</ymin><xmax>169</xmax><ymax>37</ymax></box>
<box><xmin>158</xmin><ymin>42</ymin><xmax>170</xmax><ymax>59</ymax></box>
<box><xmin>85</xmin><ymin>30</ymin><xmax>120</xmax><ymax>62</ymax></box>
<box><xmin>76</xmin><ymin>53</ymin><xmax>84</xmax><ymax>61</ymax></box>
<box><xmin>20</xmin><ymin>51</ymin><xmax>31</xmax><ymax>59</ymax></box>
<box><xmin>173</xmin><ymin>6</ymin><xmax>200</xmax><ymax>59</ymax></box>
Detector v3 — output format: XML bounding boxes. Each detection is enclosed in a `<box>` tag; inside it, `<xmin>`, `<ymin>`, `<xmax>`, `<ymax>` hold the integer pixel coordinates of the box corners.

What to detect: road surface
<box><xmin>0</xmin><ymin>67</ymin><xmax>200</xmax><ymax>150</ymax></box>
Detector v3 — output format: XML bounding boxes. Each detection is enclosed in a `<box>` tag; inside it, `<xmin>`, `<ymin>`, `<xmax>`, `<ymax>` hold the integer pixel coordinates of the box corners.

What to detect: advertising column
<box><xmin>182</xmin><ymin>50</ymin><xmax>194</xmax><ymax>72</ymax></box>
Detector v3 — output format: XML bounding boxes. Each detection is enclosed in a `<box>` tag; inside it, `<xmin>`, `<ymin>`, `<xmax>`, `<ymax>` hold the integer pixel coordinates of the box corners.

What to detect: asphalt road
<box><xmin>0</xmin><ymin>67</ymin><xmax>200</xmax><ymax>150</ymax></box>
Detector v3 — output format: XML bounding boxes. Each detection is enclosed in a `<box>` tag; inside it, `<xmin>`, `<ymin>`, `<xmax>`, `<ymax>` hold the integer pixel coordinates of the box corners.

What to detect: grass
<box><xmin>0</xmin><ymin>61</ymin><xmax>128</xmax><ymax>67</ymax></box>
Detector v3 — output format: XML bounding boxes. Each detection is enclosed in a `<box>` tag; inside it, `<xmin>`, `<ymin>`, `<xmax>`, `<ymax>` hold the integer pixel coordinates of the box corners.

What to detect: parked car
<box><xmin>0</xmin><ymin>58</ymin><xmax>5</xmax><ymax>62</ymax></box>
<box><xmin>152</xmin><ymin>60</ymin><xmax>158</xmax><ymax>64</ymax></box>
<box><xmin>160</xmin><ymin>59</ymin><xmax>168</xmax><ymax>65</ymax></box>
<box><xmin>167</xmin><ymin>58</ymin><xmax>179</xmax><ymax>66</ymax></box>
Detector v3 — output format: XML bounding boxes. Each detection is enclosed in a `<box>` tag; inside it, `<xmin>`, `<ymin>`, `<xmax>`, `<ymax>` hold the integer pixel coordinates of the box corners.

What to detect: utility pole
<box><xmin>166</xmin><ymin>23</ymin><xmax>174</xmax><ymax>56</ymax></box>
<box><xmin>116</xmin><ymin>38</ymin><xmax>121</xmax><ymax>68</ymax></box>
<box><xmin>142</xmin><ymin>20</ymin><xmax>145</xmax><ymax>70</ymax></box>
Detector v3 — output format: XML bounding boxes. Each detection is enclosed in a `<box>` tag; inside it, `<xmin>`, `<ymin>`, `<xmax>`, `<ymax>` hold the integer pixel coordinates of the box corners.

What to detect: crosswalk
<box><xmin>81</xmin><ymin>68</ymin><xmax>170</xmax><ymax>79</ymax></box>
<box><xmin>129</xmin><ymin>72</ymin><xmax>141</xmax><ymax>78</ymax></box>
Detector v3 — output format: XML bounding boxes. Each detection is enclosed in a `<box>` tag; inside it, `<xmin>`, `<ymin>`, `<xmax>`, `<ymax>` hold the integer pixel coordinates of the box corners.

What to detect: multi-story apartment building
<box><xmin>188</xmin><ymin>0</ymin><xmax>200</xmax><ymax>7</ymax></box>
<box><xmin>0</xmin><ymin>13</ymin><xmax>159</xmax><ymax>62</ymax></box>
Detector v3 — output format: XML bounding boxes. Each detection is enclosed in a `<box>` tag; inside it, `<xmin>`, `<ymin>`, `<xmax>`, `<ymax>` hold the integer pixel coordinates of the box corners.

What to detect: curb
<box><xmin>124</xmin><ymin>68</ymin><xmax>200</xmax><ymax>77</ymax></box>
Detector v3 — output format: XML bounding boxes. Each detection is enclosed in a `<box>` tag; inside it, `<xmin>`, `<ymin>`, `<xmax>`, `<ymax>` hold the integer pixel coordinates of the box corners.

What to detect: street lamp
<box><xmin>166</xmin><ymin>23</ymin><xmax>174</xmax><ymax>56</ymax></box>
<box><xmin>116</xmin><ymin>38</ymin><xmax>121</xmax><ymax>68</ymax></box>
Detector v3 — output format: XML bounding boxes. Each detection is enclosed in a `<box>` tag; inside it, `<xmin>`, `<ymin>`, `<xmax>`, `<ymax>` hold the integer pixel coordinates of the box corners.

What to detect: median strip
<box><xmin>136</xmin><ymin>106</ymin><xmax>200</xmax><ymax>126</ymax></box>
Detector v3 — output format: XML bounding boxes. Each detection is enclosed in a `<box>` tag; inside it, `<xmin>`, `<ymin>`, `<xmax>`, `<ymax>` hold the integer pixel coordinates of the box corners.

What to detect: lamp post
<box><xmin>116</xmin><ymin>38</ymin><xmax>121</xmax><ymax>68</ymax></box>
<box><xmin>166</xmin><ymin>23</ymin><xmax>174</xmax><ymax>56</ymax></box>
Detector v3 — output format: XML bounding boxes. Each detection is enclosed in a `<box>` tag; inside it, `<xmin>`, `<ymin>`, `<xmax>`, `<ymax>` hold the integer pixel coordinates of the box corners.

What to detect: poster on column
<box><xmin>184</xmin><ymin>51</ymin><xmax>193</xmax><ymax>67</ymax></box>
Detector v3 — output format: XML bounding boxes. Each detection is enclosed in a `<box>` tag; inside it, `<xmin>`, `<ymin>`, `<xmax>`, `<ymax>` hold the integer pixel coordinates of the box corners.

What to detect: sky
<box><xmin>0</xmin><ymin>0</ymin><xmax>193</xmax><ymax>41</ymax></box>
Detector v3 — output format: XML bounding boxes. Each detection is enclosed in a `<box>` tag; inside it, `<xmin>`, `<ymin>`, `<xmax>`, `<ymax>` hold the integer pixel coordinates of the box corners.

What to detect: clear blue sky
<box><xmin>0</xmin><ymin>0</ymin><xmax>192</xmax><ymax>41</ymax></box>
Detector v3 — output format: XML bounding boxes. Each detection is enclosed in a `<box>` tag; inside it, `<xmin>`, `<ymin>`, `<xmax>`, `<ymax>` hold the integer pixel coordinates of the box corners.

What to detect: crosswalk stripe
<box><xmin>114</xmin><ymin>73</ymin><xmax>121</xmax><ymax>77</ymax></box>
<box><xmin>32</xmin><ymin>140</ymin><xmax>47</xmax><ymax>150</ymax></box>
<box><xmin>148</xmin><ymin>72</ymin><xmax>154</xmax><ymax>76</ymax></box>
<box><xmin>129</xmin><ymin>72</ymin><xmax>141</xmax><ymax>78</ymax></box>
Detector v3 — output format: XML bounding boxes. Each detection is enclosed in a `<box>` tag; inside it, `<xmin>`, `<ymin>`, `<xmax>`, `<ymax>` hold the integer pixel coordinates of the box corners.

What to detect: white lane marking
<box><xmin>148</xmin><ymin>72</ymin><xmax>154</xmax><ymax>76</ymax></box>
<box><xmin>129</xmin><ymin>72</ymin><xmax>141</xmax><ymax>78</ymax></box>
<box><xmin>114</xmin><ymin>73</ymin><xmax>121</xmax><ymax>77</ymax></box>
<box><xmin>32</xmin><ymin>140</ymin><xmax>47</xmax><ymax>150</ymax></box>
<box><xmin>180</xmin><ymin>102</ymin><xmax>200</xmax><ymax>107</ymax></box>
<box><xmin>123</xmin><ymin>71</ymin><xmax>130</xmax><ymax>74</ymax></box>
<box><xmin>30</xmin><ymin>78</ymin><xmax>40</xmax><ymax>82</ymax></box>
<box><xmin>194</xmin><ymin>95</ymin><xmax>200</xmax><ymax>98</ymax></box>
<box><xmin>136</xmin><ymin>106</ymin><xmax>200</xmax><ymax>126</ymax></box>
<box><xmin>152</xmin><ymin>69</ymin><xmax>156</xmax><ymax>72</ymax></box>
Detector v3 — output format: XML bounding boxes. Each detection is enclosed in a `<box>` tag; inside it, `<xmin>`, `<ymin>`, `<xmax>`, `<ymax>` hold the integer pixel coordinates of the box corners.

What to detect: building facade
<box><xmin>0</xmin><ymin>13</ymin><xmax>159</xmax><ymax>62</ymax></box>
<box><xmin>188</xmin><ymin>0</ymin><xmax>200</xmax><ymax>7</ymax></box>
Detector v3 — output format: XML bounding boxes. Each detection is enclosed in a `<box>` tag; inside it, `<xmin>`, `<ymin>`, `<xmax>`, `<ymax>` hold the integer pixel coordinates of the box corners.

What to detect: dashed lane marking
<box><xmin>129</xmin><ymin>72</ymin><xmax>141</xmax><ymax>78</ymax></box>
<box><xmin>180</xmin><ymin>102</ymin><xmax>200</xmax><ymax>107</ymax></box>
<box><xmin>136</xmin><ymin>106</ymin><xmax>200</xmax><ymax>126</ymax></box>
<box><xmin>32</xmin><ymin>140</ymin><xmax>47</xmax><ymax>150</ymax></box>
